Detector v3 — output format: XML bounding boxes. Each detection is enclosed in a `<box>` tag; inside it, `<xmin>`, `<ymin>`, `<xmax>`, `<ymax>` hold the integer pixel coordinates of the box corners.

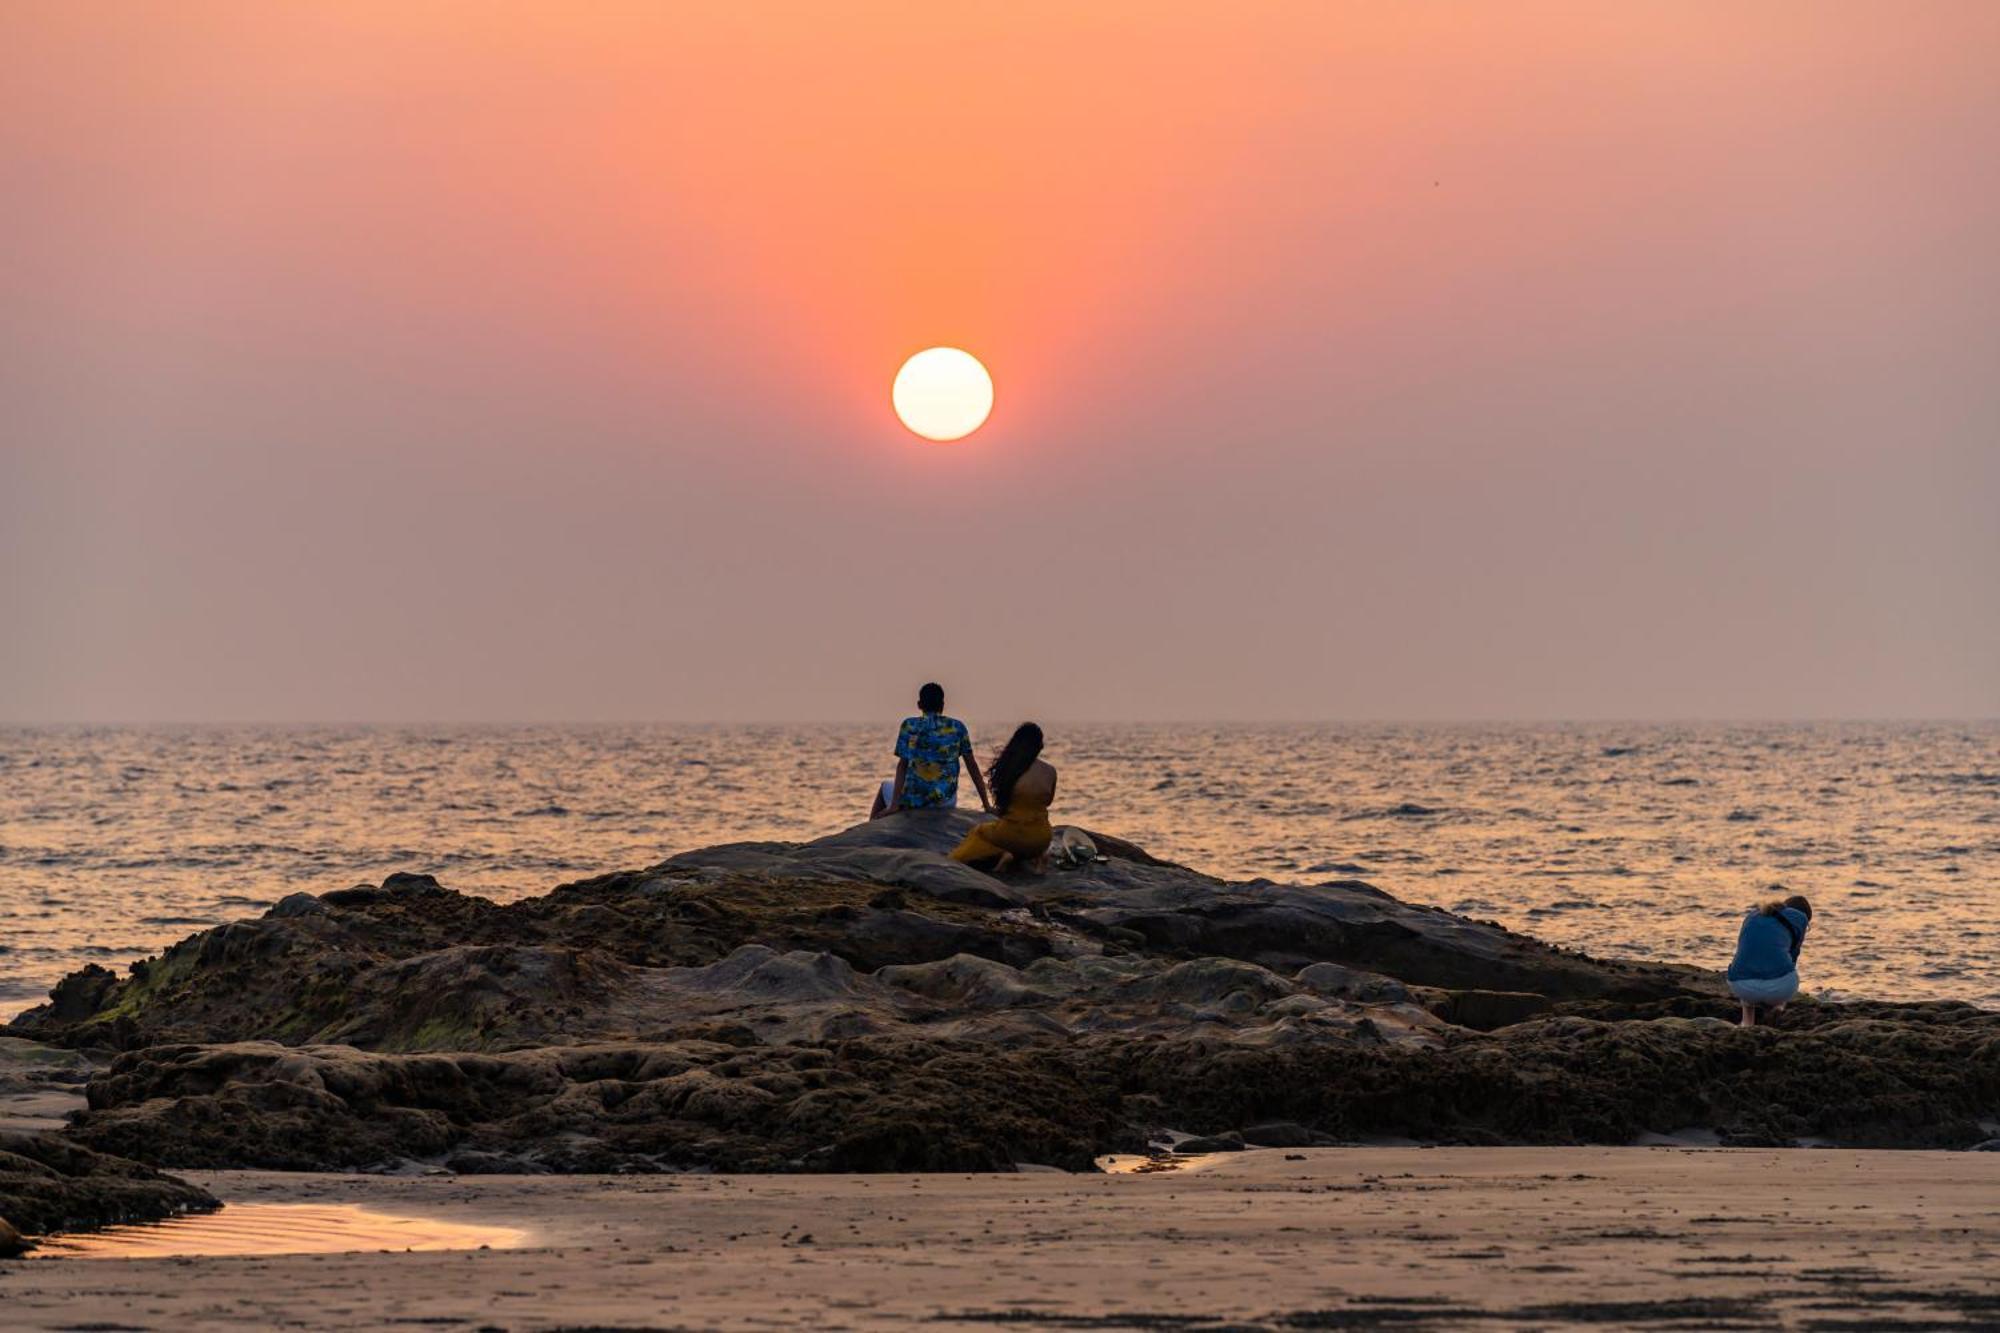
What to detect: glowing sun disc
<box><xmin>893</xmin><ymin>347</ymin><xmax>993</xmax><ymax>441</ymax></box>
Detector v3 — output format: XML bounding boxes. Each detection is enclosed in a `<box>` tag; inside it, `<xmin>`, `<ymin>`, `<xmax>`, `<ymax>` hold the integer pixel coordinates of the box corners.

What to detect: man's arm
<box><xmin>964</xmin><ymin>741</ymin><xmax>993</xmax><ymax>812</ymax></box>
<box><xmin>886</xmin><ymin>757</ymin><xmax>908</xmax><ymax>813</ymax></box>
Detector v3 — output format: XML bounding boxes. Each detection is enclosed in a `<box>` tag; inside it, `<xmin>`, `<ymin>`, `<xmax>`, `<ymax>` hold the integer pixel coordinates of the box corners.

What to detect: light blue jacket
<box><xmin>1727</xmin><ymin>907</ymin><xmax>1809</xmax><ymax>982</ymax></box>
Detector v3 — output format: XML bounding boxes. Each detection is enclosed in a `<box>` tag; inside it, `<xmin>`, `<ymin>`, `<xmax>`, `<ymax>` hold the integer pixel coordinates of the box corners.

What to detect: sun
<box><xmin>892</xmin><ymin>347</ymin><xmax>993</xmax><ymax>442</ymax></box>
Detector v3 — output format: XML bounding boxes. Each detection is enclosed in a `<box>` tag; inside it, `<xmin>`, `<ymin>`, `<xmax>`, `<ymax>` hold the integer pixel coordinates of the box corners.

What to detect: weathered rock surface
<box><xmin>0</xmin><ymin>1037</ymin><xmax>92</xmax><ymax>1138</ymax></box>
<box><xmin>10</xmin><ymin>812</ymin><xmax>1997</xmax><ymax>1171</ymax></box>
<box><xmin>0</xmin><ymin>1131</ymin><xmax>218</xmax><ymax>1247</ymax></box>
<box><xmin>9</xmin><ymin>812</ymin><xmax>1713</xmax><ymax>1054</ymax></box>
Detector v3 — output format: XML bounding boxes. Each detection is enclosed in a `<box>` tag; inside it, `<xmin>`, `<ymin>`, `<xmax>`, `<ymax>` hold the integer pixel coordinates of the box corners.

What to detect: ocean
<box><xmin>2</xmin><ymin>722</ymin><xmax>1994</xmax><ymax>1017</ymax></box>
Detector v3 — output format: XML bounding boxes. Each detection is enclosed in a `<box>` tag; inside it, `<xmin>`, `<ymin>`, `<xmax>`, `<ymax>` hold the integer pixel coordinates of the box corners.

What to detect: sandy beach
<box><xmin>6</xmin><ymin>1146</ymin><xmax>1999</xmax><ymax>1330</ymax></box>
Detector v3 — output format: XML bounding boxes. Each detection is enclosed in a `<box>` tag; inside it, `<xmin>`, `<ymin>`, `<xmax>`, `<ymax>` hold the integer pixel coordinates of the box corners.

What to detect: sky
<box><xmin>3</xmin><ymin>2</ymin><xmax>1996</xmax><ymax>723</ymax></box>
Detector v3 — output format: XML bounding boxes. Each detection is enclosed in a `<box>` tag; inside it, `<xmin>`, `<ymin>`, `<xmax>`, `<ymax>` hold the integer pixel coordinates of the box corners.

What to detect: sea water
<box><xmin>1</xmin><ymin>722</ymin><xmax>1994</xmax><ymax>1015</ymax></box>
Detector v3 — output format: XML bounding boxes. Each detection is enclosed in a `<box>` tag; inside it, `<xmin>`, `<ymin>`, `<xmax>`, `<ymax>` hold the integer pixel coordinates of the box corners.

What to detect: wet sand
<box><xmin>31</xmin><ymin>1202</ymin><xmax>530</xmax><ymax>1260</ymax></box>
<box><xmin>5</xmin><ymin>1147</ymin><xmax>1999</xmax><ymax>1330</ymax></box>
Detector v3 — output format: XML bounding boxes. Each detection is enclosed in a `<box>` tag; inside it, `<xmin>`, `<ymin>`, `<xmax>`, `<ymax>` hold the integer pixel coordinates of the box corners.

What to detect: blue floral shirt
<box><xmin>894</xmin><ymin>713</ymin><xmax>971</xmax><ymax>808</ymax></box>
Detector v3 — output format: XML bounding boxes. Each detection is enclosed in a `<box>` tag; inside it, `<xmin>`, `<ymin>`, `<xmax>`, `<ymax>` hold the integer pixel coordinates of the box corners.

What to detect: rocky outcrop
<box><xmin>9</xmin><ymin>811</ymin><xmax>1714</xmax><ymax>1055</ymax></box>
<box><xmin>68</xmin><ymin>1038</ymin><xmax>1122</xmax><ymax>1174</ymax></box>
<box><xmin>0</xmin><ymin>1131</ymin><xmax>219</xmax><ymax>1250</ymax></box>
<box><xmin>11</xmin><ymin>812</ymin><xmax>1996</xmax><ymax>1172</ymax></box>
<box><xmin>61</xmin><ymin>1005</ymin><xmax>2000</xmax><ymax>1173</ymax></box>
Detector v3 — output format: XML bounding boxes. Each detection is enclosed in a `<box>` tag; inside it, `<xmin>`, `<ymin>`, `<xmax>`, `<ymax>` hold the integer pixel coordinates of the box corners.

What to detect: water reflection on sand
<box><xmin>33</xmin><ymin>1202</ymin><xmax>528</xmax><ymax>1259</ymax></box>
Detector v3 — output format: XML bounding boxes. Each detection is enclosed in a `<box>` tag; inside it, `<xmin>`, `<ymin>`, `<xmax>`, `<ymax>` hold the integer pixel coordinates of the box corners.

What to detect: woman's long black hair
<box><xmin>988</xmin><ymin>722</ymin><xmax>1044</xmax><ymax>816</ymax></box>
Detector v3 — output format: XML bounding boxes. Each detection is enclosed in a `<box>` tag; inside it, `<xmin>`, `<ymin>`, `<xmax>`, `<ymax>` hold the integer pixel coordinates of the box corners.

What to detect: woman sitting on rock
<box><xmin>949</xmin><ymin>722</ymin><xmax>1056</xmax><ymax>874</ymax></box>
<box><xmin>1727</xmin><ymin>893</ymin><xmax>1813</xmax><ymax>1026</ymax></box>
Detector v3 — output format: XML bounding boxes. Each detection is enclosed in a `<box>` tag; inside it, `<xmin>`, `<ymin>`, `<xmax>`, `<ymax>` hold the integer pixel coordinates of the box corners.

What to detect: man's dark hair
<box><xmin>917</xmin><ymin>682</ymin><xmax>945</xmax><ymax>713</ymax></box>
<box><xmin>1783</xmin><ymin>894</ymin><xmax>1813</xmax><ymax>920</ymax></box>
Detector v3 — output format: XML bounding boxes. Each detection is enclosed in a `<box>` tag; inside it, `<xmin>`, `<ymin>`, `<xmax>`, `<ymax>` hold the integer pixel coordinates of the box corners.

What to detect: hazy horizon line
<box><xmin>4</xmin><ymin>716</ymin><xmax>1994</xmax><ymax>729</ymax></box>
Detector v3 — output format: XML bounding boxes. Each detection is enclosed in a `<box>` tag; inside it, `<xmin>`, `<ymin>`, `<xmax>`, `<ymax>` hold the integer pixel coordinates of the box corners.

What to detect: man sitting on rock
<box><xmin>875</xmin><ymin>682</ymin><xmax>992</xmax><ymax>818</ymax></box>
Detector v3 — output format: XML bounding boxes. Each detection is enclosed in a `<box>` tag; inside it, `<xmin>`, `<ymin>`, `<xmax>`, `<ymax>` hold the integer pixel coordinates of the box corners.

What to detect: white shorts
<box><xmin>1729</xmin><ymin>972</ymin><xmax>1800</xmax><ymax>1006</ymax></box>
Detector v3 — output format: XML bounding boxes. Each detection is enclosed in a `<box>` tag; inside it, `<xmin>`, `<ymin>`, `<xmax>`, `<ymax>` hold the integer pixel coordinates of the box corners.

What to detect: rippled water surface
<box><xmin>2</xmin><ymin>723</ymin><xmax>1995</xmax><ymax>1014</ymax></box>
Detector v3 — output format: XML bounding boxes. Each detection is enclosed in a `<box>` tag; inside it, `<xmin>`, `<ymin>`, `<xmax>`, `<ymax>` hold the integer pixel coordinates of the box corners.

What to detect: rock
<box><xmin>1428</xmin><ymin>989</ymin><xmax>1557</xmax><ymax>1031</ymax></box>
<box><xmin>1295</xmin><ymin>962</ymin><xmax>1411</xmax><ymax>1005</ymax></box>
<box><xmin>0</xmin><ymin>1035</ymin><xmax>93</xmax><ymax>1091</ymax></box>
<box><xmin>0</xmin><ymin>1131</ymin><xmax>217</xmax><ymax>1236</ymax></box>
<box><xmin>1175</xmin><ymin>1134</ymin><xmax>1245</xmax><ymax>1153</ymax></box>
<box><xmin>39</xmin><ymin>964</ymin><xmax>118</xmax><ymax>1025</ymax></box>
<box><xmin>445</xmin><ymin>1150</ymin><xmax>548</xmax><ymax>1175</ymax></box>
<box><xmin>53</xmin><ymin>997</ymin><xmax>2000</xmax><ymax>1172</ymax></box>
<box><xmin>0</xmin><ymin>1215</ymin><xmax>25</xmax><ymax>1258</ymax></box>
<box><xmin>0</xmin><ymin>1037</ymin><xmax>92</xmax><ymax>1135</ymax></box>
<box><xmin>1242</xmin><ymin>1121</ymin><xmax>1314</xmax><ymax>1148</ymax></box>
<box><xmin>9</xmin><ymin>817</ymin><xmax>1996</xmax><ymax>1173</ymax></box>
<box><xmin>7</xmin><ymin>863</ymin><xmax>1057</xmax><ymax>1051</ymax></box>
<box><xmin>1971</xmin><ymin>1139</ymin><xmax>2000</xmax><ymax>1151</ymax></box>
<box><xmin>13</xmin><ymin>810</ymin><xmax>1719</xmax><ymax>1056</ymax></box>
<box><xmin>66</xmin><ymin>1038</ymin><xmax>1124</xmax><ymax>1174</ymax></box>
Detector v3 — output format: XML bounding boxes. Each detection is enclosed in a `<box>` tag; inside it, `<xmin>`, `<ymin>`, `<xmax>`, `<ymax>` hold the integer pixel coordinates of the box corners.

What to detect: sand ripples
<box><xmin>32</xmin><ymin>1203</ymin><xmax>527</xmax><ymax>1259</ymax></box>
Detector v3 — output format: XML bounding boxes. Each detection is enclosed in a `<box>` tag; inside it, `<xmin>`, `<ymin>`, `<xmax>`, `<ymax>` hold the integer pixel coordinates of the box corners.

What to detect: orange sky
<box><xmin>3</xmin><ymin>3</ymin><xmax>1996</xmax><ymax>720</ymax></box>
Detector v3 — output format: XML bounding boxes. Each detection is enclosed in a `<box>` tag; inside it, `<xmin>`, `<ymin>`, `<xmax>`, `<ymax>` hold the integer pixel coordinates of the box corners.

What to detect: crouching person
<box><xmin>1728</xmin><ymin>893</ymin><xmax>1813</xmax><ymax>1026</ymax></box>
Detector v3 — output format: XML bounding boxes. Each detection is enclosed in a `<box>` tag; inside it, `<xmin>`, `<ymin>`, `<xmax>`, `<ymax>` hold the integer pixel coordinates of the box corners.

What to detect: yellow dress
<box><xmin>950</xmin><ymin>789</ymin><xmax>1054</xmax><ymax>864</ymax></box>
